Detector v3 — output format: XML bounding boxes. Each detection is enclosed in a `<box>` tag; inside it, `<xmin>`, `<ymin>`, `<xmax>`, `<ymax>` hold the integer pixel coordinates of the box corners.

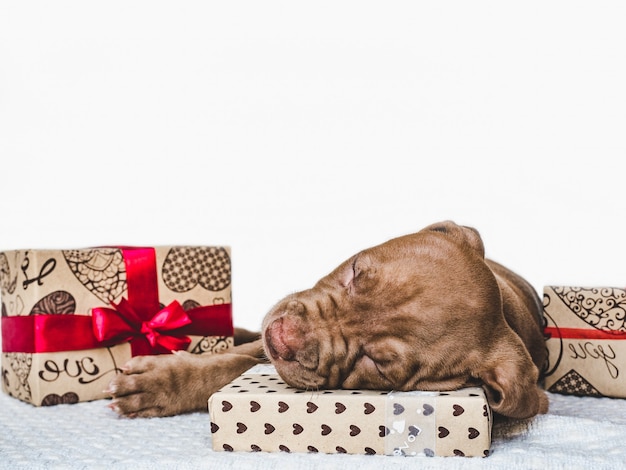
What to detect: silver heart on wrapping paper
<box><xmin>551</xmin><ymin>286</ymin><xmax>626</xmax><ymax>333</ymax></box>
<box><xmin>62</xmin><ymin>249</ymin><xmax>127</xmax><ymax>303</ymax></box>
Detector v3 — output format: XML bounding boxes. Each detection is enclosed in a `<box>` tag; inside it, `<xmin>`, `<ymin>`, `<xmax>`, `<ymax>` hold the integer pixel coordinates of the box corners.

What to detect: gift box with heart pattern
<box><xmin>543</xmin><ymin>286</ymin><xmax>626</xmax><ymax>398</ymax></box>
<box><xmin>0</xmin><ymin>247</ymin><xmax>233</xmax><ymax>406</ymax></box>
<box><xmin>208</xmin><ymin>365</ymin><xmax>492</xmax><ymax>457</ymax></box>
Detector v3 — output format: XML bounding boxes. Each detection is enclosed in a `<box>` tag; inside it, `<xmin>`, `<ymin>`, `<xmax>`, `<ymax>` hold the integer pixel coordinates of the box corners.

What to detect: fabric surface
<box><xmin>1</xmin><ymin>388</ymin><xmax>625</xmax><ymax>470</ymax></box>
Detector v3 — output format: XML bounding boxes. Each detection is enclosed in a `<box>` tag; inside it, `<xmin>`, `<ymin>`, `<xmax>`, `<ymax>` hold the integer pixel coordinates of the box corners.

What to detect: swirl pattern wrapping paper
<box><xmin>543</xmin><ymin>286</ymin><xmax>626</xmax><ymax>398</ymax></box>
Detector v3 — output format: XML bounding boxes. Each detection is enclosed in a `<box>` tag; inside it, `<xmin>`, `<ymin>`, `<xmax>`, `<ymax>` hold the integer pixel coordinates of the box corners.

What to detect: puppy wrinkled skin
<box><xmin>109</xmin><ymin>221</ymin><xmax>547</xmax><ymax>419</ymax></box>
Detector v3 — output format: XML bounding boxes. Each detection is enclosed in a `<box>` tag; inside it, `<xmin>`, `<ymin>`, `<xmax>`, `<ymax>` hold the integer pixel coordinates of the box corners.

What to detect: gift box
<box><xmin>543</xmin><ymin>286</ymin><xmax>626</xmax><ymax>397</ymax></box>
<box><xmin>1</xmin><ymin>246</ymin><xmax>234</xmax><ymax>406</ymax></box>
<box><xmin>208</xmin><ymin>365</ymin><xmax>492</xmax><ymax>457</ymax></box>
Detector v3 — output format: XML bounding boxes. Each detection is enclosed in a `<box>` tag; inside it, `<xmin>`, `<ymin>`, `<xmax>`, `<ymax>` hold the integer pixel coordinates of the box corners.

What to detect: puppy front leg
<box><xmin>108</xmin><ymin>338</ymin><xmax>266</xmax><ymax>418</ymax></box>
<box><xmin>234</xmin><ymin>327</ymin><xmax>262</xmax><ymax>345</ymax></box>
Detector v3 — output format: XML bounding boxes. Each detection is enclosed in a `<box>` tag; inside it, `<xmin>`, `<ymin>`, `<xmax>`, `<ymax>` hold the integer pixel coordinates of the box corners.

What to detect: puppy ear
<box><xmin>424</xmin><ymin>221</ymin><xmax>485</xmax><ymax>258</ymax></box>
<box><xmin>478</xmin><ymin>334</ymin><xmax>548</xmax><ymax>419</ymax></box>
<box><xmin>459</xmin><ymin>225</ymin><xmax>485</xmax><ymax>258</ymax></box>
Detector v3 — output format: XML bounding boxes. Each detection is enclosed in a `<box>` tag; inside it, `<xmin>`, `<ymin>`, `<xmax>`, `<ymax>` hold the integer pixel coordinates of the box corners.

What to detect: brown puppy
<box><xmin>108</xmin><ymin>221</ymin><xmax>547</xmax><ymax>419</ymax></box>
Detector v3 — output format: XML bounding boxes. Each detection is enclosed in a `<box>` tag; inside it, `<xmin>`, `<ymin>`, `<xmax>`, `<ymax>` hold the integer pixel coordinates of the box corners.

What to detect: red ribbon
<box><xmin>544</xmin><ymin>326</ymin><xmax>626</xmax><ymax>340</ymax></box>
<box><xmin>1</xmin><ymin>247</ymin><xmax>233</xmax><ymax>355</ymax></box>
<box><xmin>1</xmin><ymin>304</ymin><xmax>232</xmax><ymax>354</ymax></box>
<box><xmin>92</xmin><ymin>299</ymin><xmax>193</xmax><ymax>355</ymax></box>
<box><xmin>2</xmin><ymin>315</ymin><xmax>100</xmax><ymax>353</ymax></box>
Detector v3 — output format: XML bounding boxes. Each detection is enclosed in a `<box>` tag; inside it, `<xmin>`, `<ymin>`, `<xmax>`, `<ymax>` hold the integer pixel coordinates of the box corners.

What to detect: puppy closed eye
<box><xmin>352</xmin><ymin>257</ymin><xmax>363</xmax><ymax>280</ymax></box>
<box><xmin>350</xmin><ymin>255</ymin><xmax>375</xmax><ymax>288</ymax></box>
<box><xmin>343</xmin><ymin>255</ymin><xmax>366</xmax><ymax>290</ymax></box>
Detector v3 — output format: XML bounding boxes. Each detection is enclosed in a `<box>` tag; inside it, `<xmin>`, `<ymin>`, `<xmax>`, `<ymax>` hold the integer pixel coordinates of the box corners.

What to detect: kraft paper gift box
<box><xmin>543</xmin><ymin>286</ymin><xmax>626</xmax><ymax>397</ymax></box>
<box><xmin>0</xmin><ymin>246</ymin><xmax>234</xmax><ymax>406</ymax></box>
<box><xmin>208</xmin><ymin>365</ymin><xmax>492</xmax><ymax>458</ymax></box>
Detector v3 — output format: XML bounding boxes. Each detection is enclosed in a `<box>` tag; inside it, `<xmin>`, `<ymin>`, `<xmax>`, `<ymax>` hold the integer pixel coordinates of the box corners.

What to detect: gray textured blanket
<box><xmin>2</xmin><ymin>387</ymin><xmax>626</xmax><ymax>470</ymax></box>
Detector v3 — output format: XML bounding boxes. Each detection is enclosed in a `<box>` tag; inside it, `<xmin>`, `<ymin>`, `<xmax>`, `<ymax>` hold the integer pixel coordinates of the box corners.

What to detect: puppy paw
<box><xmin>107</xmin><ymin>350</ymin><xmax>261</xmax><ymax>418</ymax></box>
<box><xmin>106</xmin><ymin>353</ymin><xmax>190</xmax><ymax>418</ymax></box>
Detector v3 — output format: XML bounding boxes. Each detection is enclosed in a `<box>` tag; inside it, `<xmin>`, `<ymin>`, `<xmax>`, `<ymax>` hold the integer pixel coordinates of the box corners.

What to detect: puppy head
<box><xmin>262</xmin><ymin>220</ymin><xmax>546</xmax><ymax>419</ymax></box>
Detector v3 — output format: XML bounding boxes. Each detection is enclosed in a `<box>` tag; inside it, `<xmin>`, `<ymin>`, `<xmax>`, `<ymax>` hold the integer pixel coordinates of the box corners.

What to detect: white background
<box><xmin>1</xmin><ymin>1</ymin><xmax>625</xmax><ymax>331</ymax></box>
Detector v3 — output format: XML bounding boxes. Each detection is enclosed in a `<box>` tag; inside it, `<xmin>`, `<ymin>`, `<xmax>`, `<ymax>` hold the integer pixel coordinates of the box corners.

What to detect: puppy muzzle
<box><xmin>262</xmin><ymin>298</ymin><xmax>336</xmax><ymax>388</ymax></box>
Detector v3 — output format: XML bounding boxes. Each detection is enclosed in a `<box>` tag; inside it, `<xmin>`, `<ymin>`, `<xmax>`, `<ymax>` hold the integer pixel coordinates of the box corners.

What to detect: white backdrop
<box><xmin>1</xmin><ymin>1</ymin><xmax>625</xmax><ymax>331</ymax></box>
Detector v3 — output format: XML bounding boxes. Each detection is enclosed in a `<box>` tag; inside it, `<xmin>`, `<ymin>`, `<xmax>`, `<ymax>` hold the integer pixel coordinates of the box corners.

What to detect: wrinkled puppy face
<box><xmin>262</xmin><ymin>221</ymin><xmax>545</xmax><ymax>419</ymax></box>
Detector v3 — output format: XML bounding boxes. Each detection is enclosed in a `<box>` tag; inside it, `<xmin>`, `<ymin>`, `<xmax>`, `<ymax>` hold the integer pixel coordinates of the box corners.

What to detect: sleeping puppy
<box><xmin>107</xmin><ymin>221</ymin><xmax>548</xmax><ymax>419</ymax></box>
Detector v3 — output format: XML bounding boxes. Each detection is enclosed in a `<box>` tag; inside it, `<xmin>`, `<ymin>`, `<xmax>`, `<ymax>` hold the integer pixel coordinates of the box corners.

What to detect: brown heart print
<box><xmin>438</xmin><ymin>427</ymin><xmax>450</xmax><ymax>438</ymax></box>
<box><xmin>63</xmin><ymin>249</ymin><xmax>127</xmax><ymax>303</ymax></box>
<box><xmin>453</xmin><ymin>404</ymin><xmax>465</xmax><ymax>416</ymax></box>
<box><xmin>364</xmin><ymin>403</ymin><xmax>375</xmax><ymax>414</ymax></box>
<box><xmin>278</xmin><ymin>401</ymin><xmax>289</xmax><ymax>413</ymax></box>
<box><xmin>162</xmin><ymin>247</ymin><xmax>231</xmax><ymax>293</ymax></box>
<box><xmin>468</xmin><ymin>427</ymin><xmax>480</xmax><ymax>439</ymax></box>
<box><xmin>182</xmin><ymin>299</ymin><xmax>201</xmax><ymax>311</ymax></box>
<box><xmin>321</xmin><ymin>424</ymin><xmax>332</xmax><ymax>436</ymax></box>
<box><xmin>264</xmin><ymin>423</ymin><xmax>275</xmax><ymax>435</ymax></box>
<box><xmin>307</xmin><ymin>402</ymin><xmax>318</xmax><ymax>413</ymax></box>
<box><xmin>41</xmin><ymin>392</ymin><xmax>79</xmax><ymax>406</ymax></box>
<box><xmin>335</xmin><ymin>402</ymin><xmax>346</xmax><ymax>414</ymax></box>
<box><xmin>30</xmin><ymin>291</ymin><xmax>76</xmax><ymax>315</ymax></box>
<box><xmin>349</xmin><ymin>425</ymin><xmax>361</xmax><ymax>436</ymax></box>
<box><xmin>236</xmin><ymin>423</ymin><xmax>247</xmax><ymax>434</ymax></box>
<box><xmin>292</xmin><ymin>424</ymin><xmax>304</xmax><ymax>435</ymax></box>
<box><xmin>250</xmin><ymin>401</ymin><xmax>261</xmax><ymax>412</ymax></box>
<box><xmin>221</xmin><ymin>400</ymin><xmax>233</xmax><ymax>412</ymax></box>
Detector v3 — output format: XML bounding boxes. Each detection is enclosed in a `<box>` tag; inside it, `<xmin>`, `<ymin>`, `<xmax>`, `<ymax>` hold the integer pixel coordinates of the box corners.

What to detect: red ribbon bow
<box><xmin>92</xmin><ymin>299</ymin><xmax>193</xmax><ymax>355</ymax></box>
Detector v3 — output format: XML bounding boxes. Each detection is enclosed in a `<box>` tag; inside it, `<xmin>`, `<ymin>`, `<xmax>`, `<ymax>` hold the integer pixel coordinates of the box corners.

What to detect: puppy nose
<box><xmin>265</xmin><ymin>301</ymin><xmax>311</xmax><ymax>360</ymax></box>
<box><xmin>266</xmin><ymin>316</ymin><xmax>299</xmax><ymax>361</ymax></box>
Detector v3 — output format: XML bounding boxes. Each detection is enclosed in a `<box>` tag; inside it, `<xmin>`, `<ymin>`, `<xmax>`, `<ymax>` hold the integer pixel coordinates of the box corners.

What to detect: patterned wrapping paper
<box><xmin>0</xmin><ymin>247</ymin><xmax>234</xmax><ymax>406</ymax></box>
<box><xmin>543</xmin><ymin>286</ymin><xmax>626</xmax><ymax>397</ymax></box>
<box><xmin>208</xmin><ymin>365</ymin><xmax>492</xmax><ymax>458</ymax></box>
